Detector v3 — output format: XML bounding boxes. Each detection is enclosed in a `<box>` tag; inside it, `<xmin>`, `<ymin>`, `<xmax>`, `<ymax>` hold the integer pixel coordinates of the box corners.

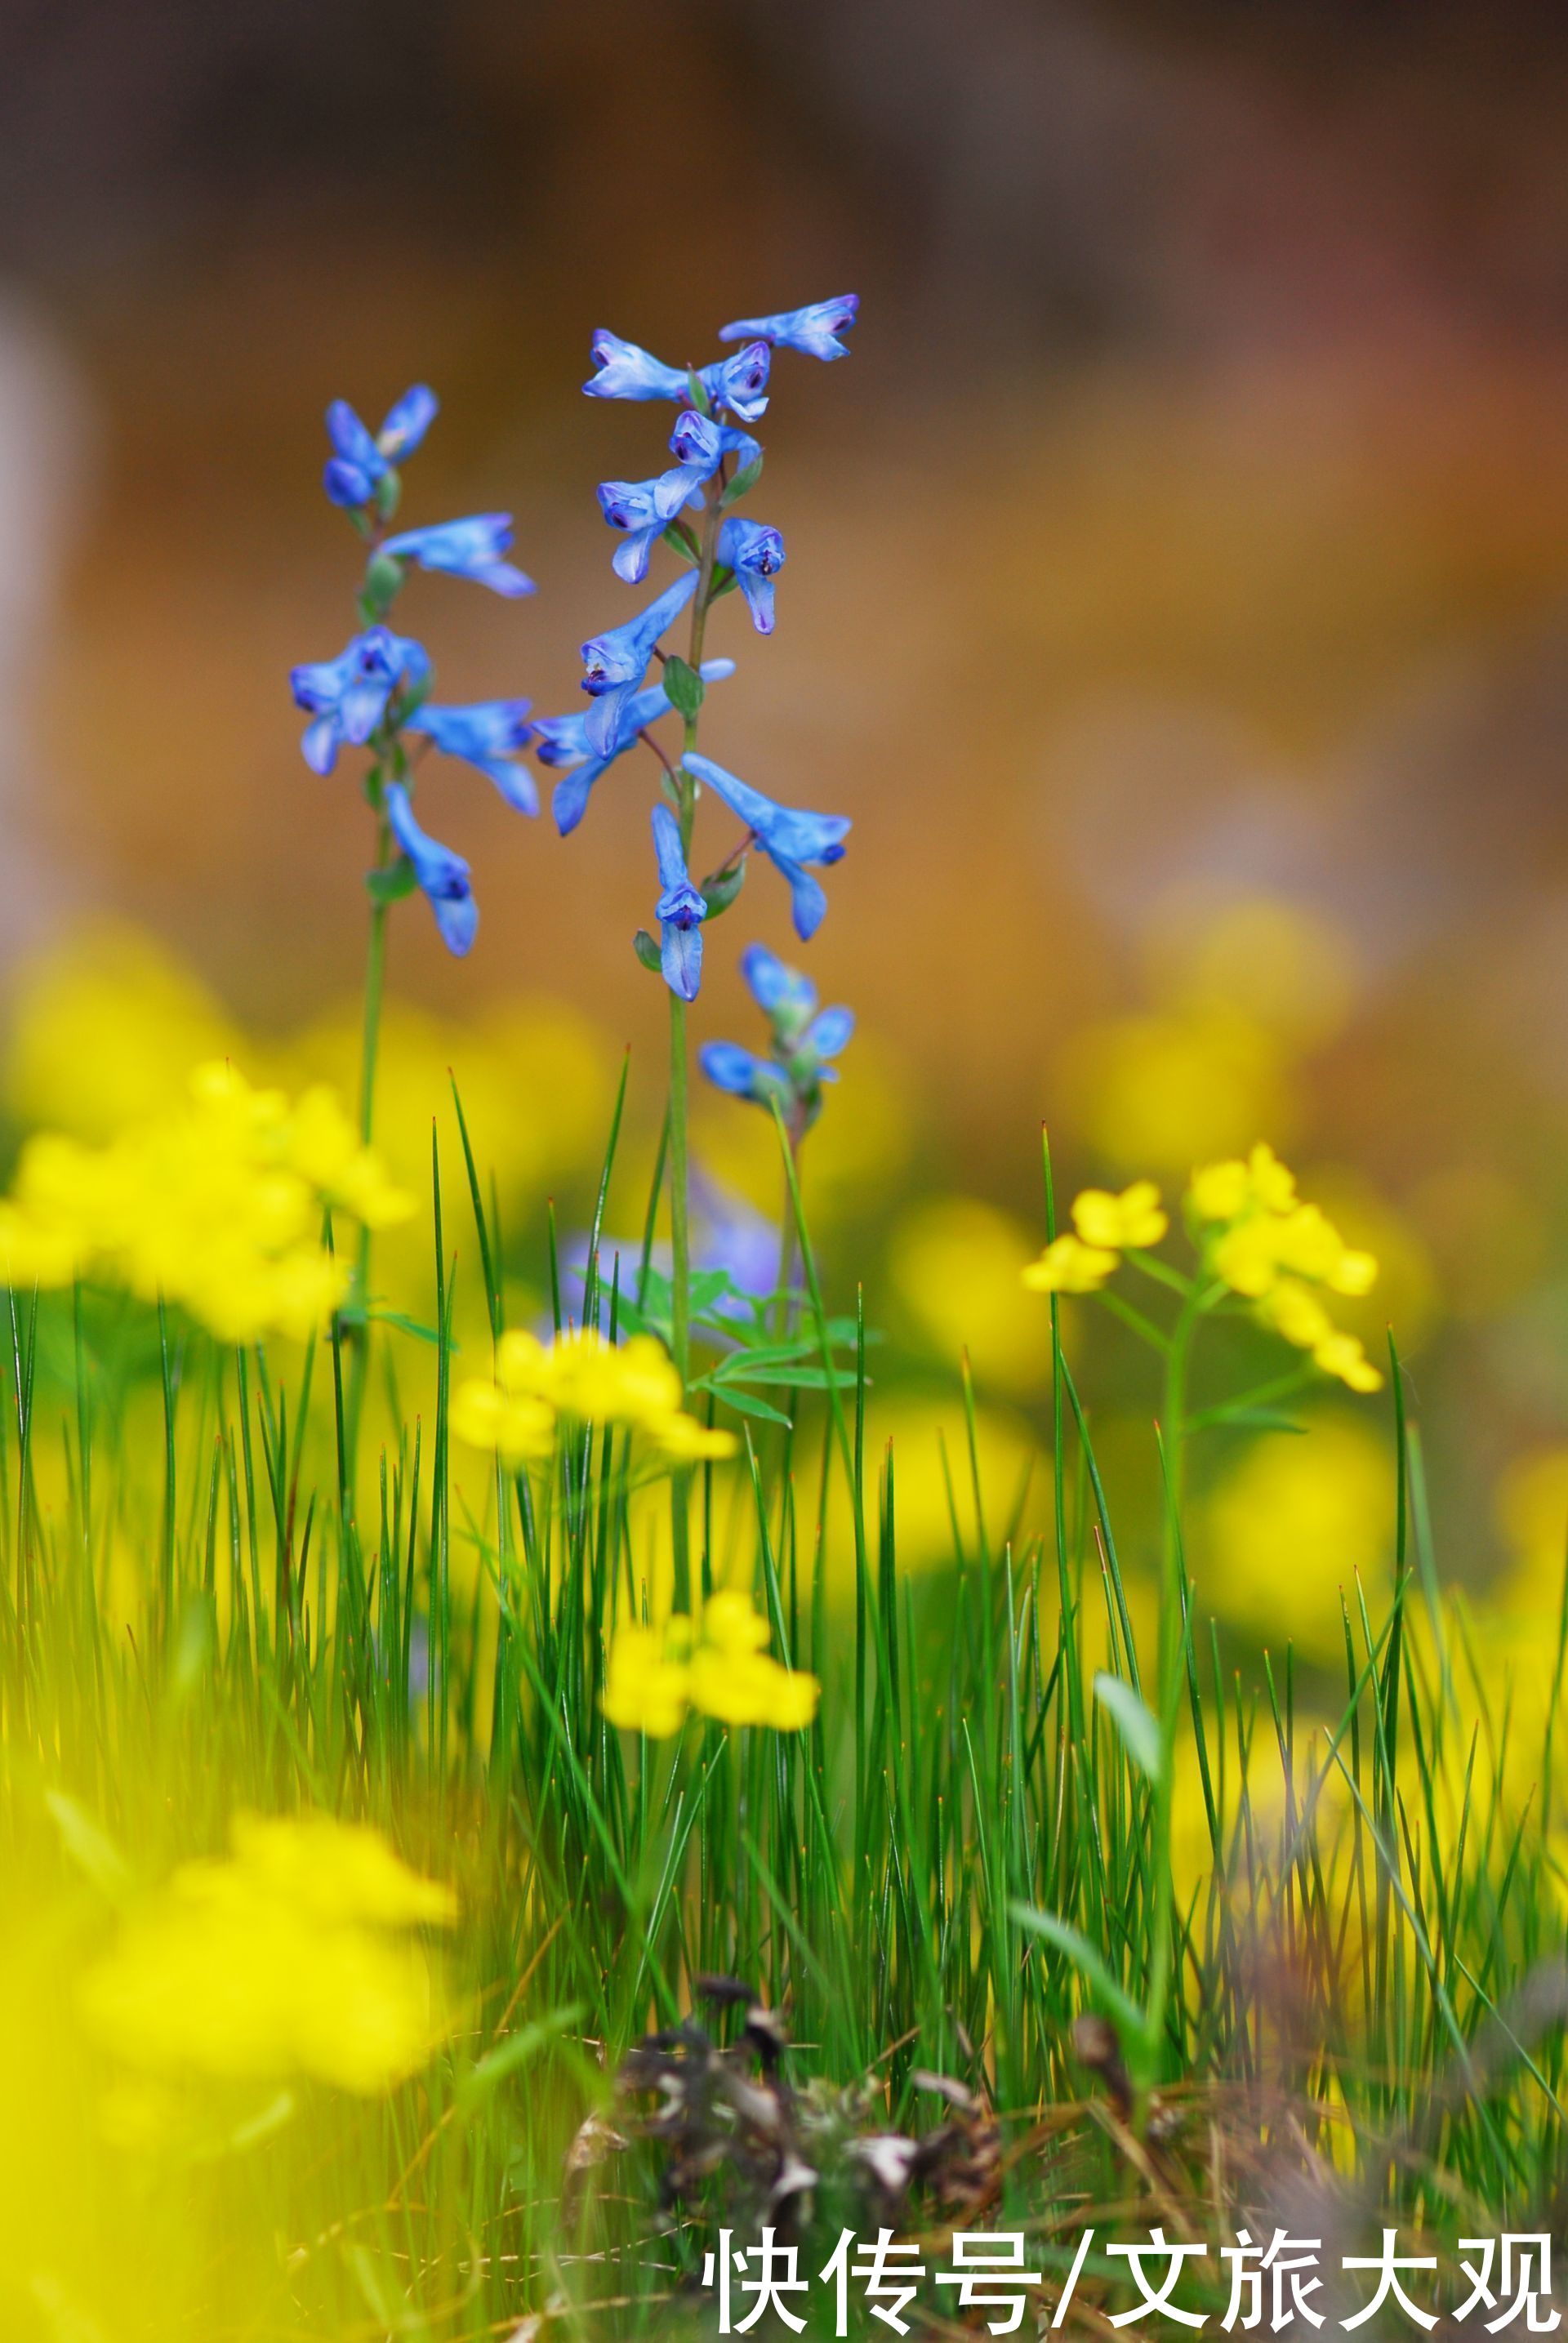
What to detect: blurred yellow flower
<box><xmin>601</xmin><ymin>1590</ymin><xmax>817</xmax><ymax>1737</ymax></box>
<box><xmin>1189</xmin><ymin>1141</ymin><xmax>1297</xmax><ymax>1224</ymax></box>
<box><xmin>888</xmin><ymin>1195</ymin><xmax>1047</xmax><ymax>1393</ymax></box>
<box><xmin>1071</xmin><ymin>1179</ymin><xmax>1167</xmax><ymax>1250</ymax></box>
<box><xmin>452</xmin><ymin>1326</ymin><xmax>737</xmax><ymax>1468</ymax></box>
<box><xmin>1060</xmin><ymin>1006</ymin><xmax>1294</xmax><ymax>1174</ymax></box>
<box><xmin>3</xmin><ymin>921</ymin><xmax>248</xmax><ymax>1141</ymax></box>
<box><xmin>1196</xmin><ymin>1415</ymin><xmax>1393</xmax><ymax>1663</ymax></box>
<box><xmin>1146</xmin><ymin>893</ymin><xmax>1361</xmax><ymax>1052</ymax></box>
<box><xmin>0</xmin><ymin>1062</ymin><xmax>411</xmax><ymax>1343</ymax></box>
<box><xmin>694</xmin><ymin>1031</ymin><xmax>913</xmax><ymax>1224</ymax></box>
<box><xmin>1022</xmin><ymin>1232</ymin><xmax>1117</xmax><ymax>1294</ymax></box>
<box><xmin>81</xmin><ymin>1813</ymin><xmax>455</xmax><ymax>2096</ymax></box>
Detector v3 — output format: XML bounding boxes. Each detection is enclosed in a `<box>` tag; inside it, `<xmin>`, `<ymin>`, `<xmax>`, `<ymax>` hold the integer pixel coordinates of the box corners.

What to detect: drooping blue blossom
<box><xmin>380</xmin><ymin>515</ymin><xmax>534</xmax><ymax>597</ymax></box>
<box><xmin>579</xmin><ymin>568</ymin><xmax>697</xmax><ymax>756</ymax></box>
<box><xmin>718</xmin><ymin>296</ymin><xmax>858</xmax><ymax>363</ymax></box>
<box><xmin>404</xmin><ymin>699</ymin><xmax>537</xmax><ymax>813</ymax></box>
<box><xmin>582</xmin><ymin>330</ymin><xmax>691</xmax><ymax>403</ymax></box>
<box><xmin>323</xmin><ymin>384</ymin><xmax>439</xmax><ymax>507</ymax></box>
<box><xmin>596</xmin><ymin>460</ymin><xmax>708</xmax><ymax>583</ymax></box>
<box><xmin>696</xmin><ymin>341</ymin><xmax>771</xmax><ymax>423</ymax></box>
<box><xmin>682</xmin><ymin>752</ymin><xmax>850</xmax><ymax>938</ymax></box>
<box><xmin>716</xmin><ymin>515</ymin><xmax>785</xmax><ymax>635</ymax></box>
<box><xmin>651</xmin><ymin>804</ymin><xmax>706</xmax><ymax>1000</ymax></box>
<box><xmin>383</xmin><ymin>780</ymin><xmax>478</xmax><ymax>956</ymax></box>
<box><xmin>533</xmin><ymin>659</ymin><xmax>734</xmax><ymax>835</ymax></box>
<box><xmin>670</xmin><ymin>408</ymin><xmax>761</xmax><ymax>482</ymax></box>
<box><xmin>290</xmin><ymin>626</ymin><xmax>430</xmax><ymax>774</ymax></box>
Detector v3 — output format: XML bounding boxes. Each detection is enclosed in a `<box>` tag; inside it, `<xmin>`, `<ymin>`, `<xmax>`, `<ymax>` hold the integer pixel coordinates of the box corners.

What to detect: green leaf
<box><xmin>367</xmin><ymin>857</ymin><xmax>419</xmax><ymax>906</ymax></box>
<box><xmin>633</xmin><ymin>929</ymin><xmax>662</xmax><ymax>974</ymax></box>
<box><xmin>662</xmin><ymin>656</ymin><xmax>705</xmax><ymax>720</ymax></box>
<box><xmin>702</xmin><ymin>857</ymin><xmax>746</xmax><ymax>919</ymax></box>
<box><xmin>662</xmin><ymin>519</ymin><xmax>702</xmax><ymax>564</ymax></box>
<box><xmin>1009</xmin><ymin>1900</ymin><xmax>1147</xmax><ymax>2039</ymax></box>
<box><xmin>685</xmin><ymin>367</ymin><xmax>711</xmax><ymax>416</ymax></box>
<box><xmin>359</xmin><ymin>550</ymin><xmax>405</xmax><ymax>619</ymax></box>
<box><xmin>712</xmin><ymin>1386</ymin><xmax>793</xmax><ymax>1428</ymax></box>
<box><xmin>1094</xmin><ymin>1671</ymin><xmax>1165</xmax><ymax>1784</ymax></box>
<box><xmin>707</xmin><ymin>566</ymin><xmax>739</xmax><ymax>603</ymax></box>
<box><xmin>720</xmin><ymin>452</ymin><xmax>764</xmax><ymax>506</ymax></box>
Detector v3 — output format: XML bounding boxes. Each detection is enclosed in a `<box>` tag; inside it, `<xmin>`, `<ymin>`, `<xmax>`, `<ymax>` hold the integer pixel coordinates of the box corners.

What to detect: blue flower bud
<box><xmin>383</xmin><ymin>781</ymin><xmax>477</xmax><ymax>956</ymax></box>
<box><xmin>715</xmin><ymin>515</ymin><xmax>786</xmax><ymax>635</ymax></box>
<box><xmin>323</xmin><ymin>386</ymin><xmax>439</xmax><ymax>508</ymax></box>
<box><xmin>380</xmin><ymin>515</ymin><xmax>533</xmax><ymax>598</ymax></box>
<box><xmin>699</xmin><ymin>1042</ymin><xmax>789</xmax><ymax>1105</ymax></box>
<box><xmin>718</xmin><ymin>296</ymin><xmax>858</xmax><ymax>362</ymax></box>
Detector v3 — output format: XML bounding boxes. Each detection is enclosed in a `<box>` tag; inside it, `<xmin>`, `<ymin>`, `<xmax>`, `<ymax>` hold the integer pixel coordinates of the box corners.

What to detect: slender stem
<box><xmin>667</xmin><ymin>992</ymin><xmax>691</xmax><ymax>1387</ymax></box>
<box><xmin>359</xmin><ymin>884</ymin><xmax>389</xmax><ymax>1147</ymax></box>
<box><xmin>345</xmin><ymin>815</ymin><xmax>391</xmax><ymax>1491</ymax></box>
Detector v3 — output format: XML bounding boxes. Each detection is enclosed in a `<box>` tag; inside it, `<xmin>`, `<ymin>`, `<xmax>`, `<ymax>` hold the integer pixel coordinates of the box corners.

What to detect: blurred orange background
<box><xmin>3</xmin><ymin>0</ymin><xmax>1568</xmax><ymax>1597</ymax></box>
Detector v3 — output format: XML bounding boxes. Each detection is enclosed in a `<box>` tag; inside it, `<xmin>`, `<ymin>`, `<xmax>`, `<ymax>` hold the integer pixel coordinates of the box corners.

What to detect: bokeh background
<box><xmin>3</xmin><ymin>0</ymin><xmax>1568</xmax><ymax>1637</ymax></box>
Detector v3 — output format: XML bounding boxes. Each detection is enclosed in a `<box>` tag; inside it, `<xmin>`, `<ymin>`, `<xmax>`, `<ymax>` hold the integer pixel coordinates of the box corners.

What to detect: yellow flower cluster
<box><xmin>1021</xmin><ymin>1180</ymin><xmax>1168</xmax><ymax>1294</ymax></box>
<box><xmin>601</xmin><ymin>1589</ymin><xmax>820</xmax><ymax>1737</ymax></box>
<box><xmin>0</xmin><ymin>1062</ymin><xmax>412</xmax><ymax>1343</ymax></box>
<box><xmin>451</xmin><ymin>1326</ymin><xmax>737</xmax><ymax>1466</ymax></box>
<box><xmin>1190</xmin><ymin>1143</ymin><xmax>1381</xmax><ymax>1391</ymax></box>
<box><xmin>80</xmin><ymin>1813</ymin><xmax>456</xmax><ymax>2096</ymax></box>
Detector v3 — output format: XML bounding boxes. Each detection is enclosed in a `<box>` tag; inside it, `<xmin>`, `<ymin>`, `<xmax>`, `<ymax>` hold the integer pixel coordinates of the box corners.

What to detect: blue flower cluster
<box><xmin>700</xmin><ymin>944</ymin><xmax>854</xmax><ymax>1134</ymax></box>
<box><xmin>290</xmin><ymin>386</ymin><xmax>536</xmax><ymax>955</ymax></box>
<box><xmin>544</xmin><ymin>298</ymin><xmax>859</xmax><ymax>1001</ymax></box>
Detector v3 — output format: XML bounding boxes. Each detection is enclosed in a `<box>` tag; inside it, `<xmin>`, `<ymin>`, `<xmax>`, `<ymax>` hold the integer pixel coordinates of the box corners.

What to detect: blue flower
<box><xmin>323</xmin><ymin>384</ymin><xmax>439</xmax><ymax>507</ymax></box>
<box><xmin>290</xmin><ymin>626</ymin><xmax>430</xmax><ymax>774</ymax></box>
<box><xmin>405</xmin><ymin>699</ymin><xmax>537</xmax><ymax>814</ymax></box>
<box><xmin>696</xmin><ymin>341</ymin><xmax>771</xmax><ymax>423</ymax></box>
<box><xmin>383</xmin><ymin>781</ymin><xmax>477</xmax><ymax>956</ymax></box>
<box><xmin>716</xmin><ymin>516</ymin><xmax>785</xmax><ymax>635</ymax></box>
<box><xmin>651</xmin><ymin>804</ymin><xmax>706</xmax><ymax>1000</ymax></box>
<box><xmin>380</xmin><ymin>515</ymin><xmax>534</xmax><ymax>597</ymax></box>
<box><xmin>740</xmin><ymin>942</ymin><xmax>817</xmax><ymax>1029</ymax></box>
<box><xmin>670</xmin><ymin>408</ymin><xmax>761</xmax><ymax>480</ymax></box>
<box><xmin>582</xmin><ymin>329</ymin><xmax>691</xmax><ymax>403</ymax></box>
<box><xmin>533</xmin><ymin>659</ymin><xmax>735</xmax><ymax>836</ymax></box>
<box><xmin>681</xmin><ymin>753</ymin><xmax>850</xmax><ymax>938</ymax></box>
<box><xmin>579</xmin><ymin>569</ymin><xmax>697</xmax><ymax>756</ymax></box>
<box><xmin>719</xmin><ymin>297</ymin><xmax>858</xmax><ymax>363</ymax></box>
<box><xmin>699</xmin><ymin>1042</ymin><xmax>790</xmax><ymax>1106</ymax></box>
<box><xmin>596</xmin><ymin>461</ymin><xmax>707</xmax><ymax>584</ymax></box>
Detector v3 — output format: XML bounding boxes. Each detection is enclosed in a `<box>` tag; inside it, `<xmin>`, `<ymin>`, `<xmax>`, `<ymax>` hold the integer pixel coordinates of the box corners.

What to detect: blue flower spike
<box><xmin>718</xmin><ymin>296</ymin><xmax>859</xmax><ymax>362</ymax></box>
<box><xmin>323</xmin><ymin>383</ymin><xmax>439</xmax><ymax>509</ymax></box>
<box><xmin>383</xmin><ymin>780</ymin><xmax>478</xmax><ymax>956</ymax></box>
<box><xmin>715</xmin><ymin>516</ymin><xmax>786</xmax><ymax>635</ymax></box>
<box><xmin>406</xmin><ymin>699</ymin><xmax>537</xmax><ymax>814</ymax></box>
<box><xmin>290</xmin><ymin>626</ymin><xmax>430</xmax><ymax>774</ymax></box>
<box><xmin>682</xmin><ymin>751</ymin><xmax>849</xmax><ymax>938</ymax></box>
<box><xmin>651</xmin><ymin>804</ymin><xmax>707</xmax><ymax>1000</ymax></box>
<box><xmin>534</xmin><ymin>659</ymin><xmax>735</xmax><ymax>837</ymax></box>
<box><xmin>579</xmin><ymin>569</ymin><xmax>698</xmax><ymax>756</ymax></box>
<box><xmin>380</xmin><ymin>515</ymin><xmax>533</xmax><ymax>598</ymax></box>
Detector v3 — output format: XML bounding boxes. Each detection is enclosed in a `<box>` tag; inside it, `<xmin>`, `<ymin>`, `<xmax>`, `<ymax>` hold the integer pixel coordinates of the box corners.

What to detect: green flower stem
<box><xmin>345</xmin><ymin>811</ymin><xmax>392</xmax><ymax>1487</ymax></box>
<box><xmin>667</xmin><ymin>991</ymin><xmax>691</xmax><ymax>1388</ymax></box>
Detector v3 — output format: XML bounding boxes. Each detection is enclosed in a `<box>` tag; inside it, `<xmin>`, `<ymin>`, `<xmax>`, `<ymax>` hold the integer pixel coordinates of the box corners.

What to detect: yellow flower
<box><xmin>600</xmin><ymin>1592</ymin><xmax>818</xmax><ymax>1737</ymax></box>
<box><xmin>600</xmin><ymin>1625</ymin><xmax>693</xmax><ymax>1738</ymax></box>
<box><xmin>654</xmin><ymin>1410</ymin><xmax>739</xmax><ymax>1463</ymax></box>
<box><xmin>1071</xmin><ymin>1180</ymin><xmax>1167</xmax><ymax>1251</ymax></box>
<box><xmin>887</xmin><ymin>1196</ymin><xmax>1047</xmax><ymax>1396</ymax></box>
<box><xmin>448</xmin><ymin>1376</ymin><xmax>556</xmax><ymax>1464</ymax></box>
<box><xmin>452</xmin><ymin>1326</ymin><xmax>737</xmax><ymax>1468</ymax></box>
<box><xmin>1198</xmin><ymin>1415</ymin><xmax>1392</xmax><ymax>1662</ymax></box>
<box><xmin>1021</xmin><ymin>1233</ymin><xmax>1117</xmax><ymax>1294</ymax></box>
<box><xmin>1189</xmin><ymin>1141</ymin><xmax>1297</xmax><ymax>1224</ymax></box>
<box><xmin>1310</xmin><ymin>1330</ymin><xmax>1383</xmax><ymax>1394</ymax></box>
<box><xmin>80</xmin><ymin>1814</ymin><xmax>454</xmax><ymax>2096</ymax></box>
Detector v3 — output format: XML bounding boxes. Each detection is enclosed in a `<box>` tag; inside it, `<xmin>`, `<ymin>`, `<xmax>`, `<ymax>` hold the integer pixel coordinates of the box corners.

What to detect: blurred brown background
<box><xmin>4</xmin><ymin>0</ymin><xmax>1568</xmax><ymax>1584</ymax></box>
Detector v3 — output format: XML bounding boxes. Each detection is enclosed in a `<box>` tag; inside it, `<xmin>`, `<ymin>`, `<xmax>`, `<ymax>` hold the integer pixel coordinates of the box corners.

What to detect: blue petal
<box><xmin>739</xmin><ymin>943</ymin><xmax>816</xmax><ymax>1019</ymax></box>
<box><xmin>660</xmin><ymin>920</ymin><xmax>702</xmax><ymax>1000</ymax></box>
<box><xmin>717</xmin><ymin>296</ymin><xmax>858</xmax><ymax>361</ymax></box>
<box><xmin>324</xmin><ymin>457</ymin><xmax>376</xmax><ymax>507</ymax></box>
<box><xmin>804</xmin><ymin>1005</ymin><xmax>854</xmax><ymax>1057</ymax></box>
<box><xmin>700</xmin><ymin>1041</ymin><xmax>768</xmax><ymax>1096</ymax></box>
<box><xmin>775</xmin><ymin>855</ymin><xmax>827</xmax><ymax>940</ymax></box>
<box><xmin>378</xmin><ymin>384</ymin><xmax>438</xmax><ymax>458</ymax></box>
<box><xmin>737</xmin><ymin>572</ymin><xmax>776</xmax><ymax>634</ymax></box>
<box><xmin>553</xmin><ymin>759</ymin><xmax>610</xmax><ymax>835</ymax></box>
<box><xmin>433</xmin><ymin>890</ymin><xmax>479</xmax><ymax>956</ymax></box>
<box><xmin>301</xmin><ymin>713</ymin><xmax>340</xmax><ymax>774</ymax></box>
<box><xmin>651</xmin><ymin>802</ymin><xmax>691</xmax><ymax>896</ymax></box>
<box><xmin>326</xmin><ymin>399</ymin><xmax>382</xmax><ymax>473</ymax></box>
<box><xmin>582</xmin><ymin>329</ymin><xmax>690</xmax><ymax>403</ymax></box>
